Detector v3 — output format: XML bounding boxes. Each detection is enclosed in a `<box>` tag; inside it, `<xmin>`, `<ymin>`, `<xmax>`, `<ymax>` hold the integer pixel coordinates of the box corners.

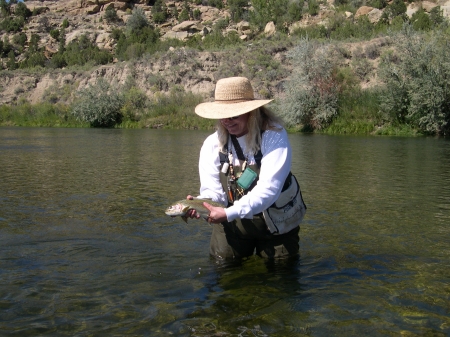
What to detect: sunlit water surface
<box><xmin>0</xmin><ymin>127</ymin><xmax>449</xmax><ymax>336</ymax></box>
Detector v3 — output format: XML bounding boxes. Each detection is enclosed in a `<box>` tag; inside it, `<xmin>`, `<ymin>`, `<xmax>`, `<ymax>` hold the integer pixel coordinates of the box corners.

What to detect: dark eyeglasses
<box><xmin>223</xmin><ymin>116</ymin><xmax>239</xmax><ymax>121</ymax></box>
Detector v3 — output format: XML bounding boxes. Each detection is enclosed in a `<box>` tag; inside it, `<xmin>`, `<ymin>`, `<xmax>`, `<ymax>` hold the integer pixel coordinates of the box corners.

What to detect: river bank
<box><xmin>0</xmin><ymin>99</ymin><xmax>424</xmax><ymax>137</ymax></box>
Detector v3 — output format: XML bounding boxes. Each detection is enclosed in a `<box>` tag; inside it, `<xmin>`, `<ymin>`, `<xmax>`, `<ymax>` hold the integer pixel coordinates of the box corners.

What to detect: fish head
<box><xmin>165</xmin><ymin>202</ymin><xmax>190</xmax><ymax>216</ymax></box>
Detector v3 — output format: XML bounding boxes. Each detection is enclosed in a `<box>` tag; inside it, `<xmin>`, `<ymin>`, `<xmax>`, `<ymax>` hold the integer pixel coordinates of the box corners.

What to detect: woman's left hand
<box><xmin>203</xmin><ymin>202</ymin><xmax>227</xmax><ymax>224</ymax></box>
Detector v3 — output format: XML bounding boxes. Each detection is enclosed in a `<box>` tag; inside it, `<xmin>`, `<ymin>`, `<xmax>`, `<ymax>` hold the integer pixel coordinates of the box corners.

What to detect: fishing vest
<box><xmin>217</xmin><ymin>133</ymin><xmax>305</xmax><ymax>235</ymax></box>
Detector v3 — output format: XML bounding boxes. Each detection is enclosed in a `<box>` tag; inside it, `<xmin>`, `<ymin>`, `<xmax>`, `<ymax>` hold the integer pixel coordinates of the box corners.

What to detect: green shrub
<box><xmin>178</xmin><ymin>9</ymin><xmax>189</xmax><ymax>22</ymax></box>
<box><xmin>229</xmin><ymin>0</ymin><xmax>248</xmax><ymax>22</ymax></box>
<box><xmin>277</xmin><ymin>38</ymin><xmax>340</xmax><ymax>130</ymax></box>
<box><xmin>0</xmin><ymin>0</ymin><xmax>11</xmax><ymax>16</ymax></box>
<box><xmin>208</xmin><ymin>0</ymin><xmax>224</xmax><ymax>9</ymax></box>
<box><xmin>50</xmin><ymin>28</ymin><xmax>60</xmax><ymax>40</ymax></box>
<box><xmin>291</xmin><ymin>24</ymin><xmax>327</xmax><ymax>39</ymax></box>
<box><xmin>127</xmin><ymin>6</ymin><xmax>149</xmax><ymax>32</ymax></box>
<box><xmin>71</xmin><ymin>79</ymin><xmax>125</xmax><ymax>127</ymax></box>
<box><xmin>104</xmin><ymin>6</ymin><xmax>119</xmax><ymax>23</ymax></box>
<box><xmin>192</xmin><ymin>8</ymin><xmax>201</xmax><ymax>20</ymax></box>
<box><xmin>28</xmin><ymin>33</ymin><xmax>40</xmax><ymax>53</ymax></box>
<box><xmin>62</xmin><ymin>18</ymin><xmax>69</xmax><ymax>28</ymax></box>
<box><xmin>250</xmin><ymin>0</ymin><xmax>291</xmax><ymax>30</ymax></box>
<box><xmin>7</xmin><ymin>50</ymin><xmax>17</xmax><ymax>70</ymax></box>
<box><xmin>115</xmin><ymin>25</ymin><xmax>160</xmax><ymax>61</ymax></box>
<box><xmin>62</xmin><ymin>34</ymin><xmax>112</xmax><ymax>67</ymax></box>
<box><xmin>121</xmin><ymin>86</ymin><xmax>149</xmax><ymax>121</ymax></box>
<box><xmin>308</xmin><ymin>0</ymin><xmax>320</xmax><ymax>16</ymax></box>
<box><xmin>429</xmin><ymin>6</ymin><xmax>445</xmax><ymax>26</ymax></box>
<box><xmin>20</xmin><ymin>51</ymin><xmax>46</xmax><ymax>68</ymax></box>
<box><xmin>411</xmin><ymin>8</ymin><xmax>431</xmax><ymax>31</ymax></box>
<box><xmin>15</xmin><ymin>2</ymin><xmax>32</xmax><ymax>19</ymax></box>
<box><xmin>378</xmin><ymin>28</ymin><xmax>450</xmax><ymax>135</ymax></box>
<box><xmin>152</xmin><ymin>0</ymin><xmax>167</xmax><ymax>23</ymax></box>
<box><xmin>1</xmin><ymin>16</ymin><xmax>25</xmax><ymax>32</ymax></box>
<box><xmin>381</xmin><ymin>0</ymin><xmax>407</xmax><ymax>22</ymax></box>
<box><xmin>287</xmin><ymin>1</ymin><xmax>303</xmax><ymax>22</ymax></box>
<box><xmin>12</xmin><ymin>32</ymin><xmax>27</xmax><ymax>49</ymax></box>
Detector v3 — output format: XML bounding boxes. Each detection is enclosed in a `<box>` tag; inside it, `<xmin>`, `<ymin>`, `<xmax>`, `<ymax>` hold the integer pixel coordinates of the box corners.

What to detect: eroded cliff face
<box><xmin>2</xmin><ymin>0</ymin><xmax>450</xmax><ymax>105</ymax></box>
<box><xmin>0</xmin><ymin>0</ymin><xmax>239</xmax><ymax>105</ymax></box>
<box><xmin>0</xmin><ymin>49</ymin><xmax>222</xmax><ymax>105</ymax></box>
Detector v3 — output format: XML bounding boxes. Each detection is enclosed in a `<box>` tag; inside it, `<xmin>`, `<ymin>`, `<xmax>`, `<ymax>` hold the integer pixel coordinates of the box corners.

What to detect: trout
<box><xmin>165</xmin><ymin>198</ymin><xmax>224</xmax><ymax>223</ymax></box>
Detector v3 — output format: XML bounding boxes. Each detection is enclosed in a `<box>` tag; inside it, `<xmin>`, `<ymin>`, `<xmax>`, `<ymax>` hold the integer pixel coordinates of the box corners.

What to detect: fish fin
<box><xmin>181</xmin><ymin>216</ymin><xmax>188</xmax><ymax>223</ymax></box>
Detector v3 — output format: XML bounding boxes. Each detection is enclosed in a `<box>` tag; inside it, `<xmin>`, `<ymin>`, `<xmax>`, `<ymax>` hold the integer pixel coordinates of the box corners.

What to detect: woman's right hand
<box><xmin>186</xmin><ymin>195</ymin><xmax>200</xmax><ymax>219</ymax></box>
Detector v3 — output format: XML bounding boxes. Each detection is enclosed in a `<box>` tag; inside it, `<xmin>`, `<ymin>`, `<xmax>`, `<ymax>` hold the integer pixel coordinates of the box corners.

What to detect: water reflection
<box><xmin>0</xmin><ymin>128</ymin><xmax>449</xmax><ymax>336</ymax></box>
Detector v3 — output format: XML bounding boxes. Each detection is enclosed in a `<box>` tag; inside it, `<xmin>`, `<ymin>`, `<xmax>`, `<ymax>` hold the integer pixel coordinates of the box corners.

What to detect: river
<box><xmin>0</xmin><ymin>127</ymin><xmax>449</xmax><ymax>336</ymax></box>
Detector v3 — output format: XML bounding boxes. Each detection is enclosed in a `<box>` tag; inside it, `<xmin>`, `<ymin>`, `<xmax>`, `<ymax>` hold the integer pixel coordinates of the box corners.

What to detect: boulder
<box><xmin>355</xmin><ymin>6</ymin><xmax>374</xmax><ymax>18</ymax></box>
<box><xmin>264</xmin><ymin>21</ymin><xmax>276</xmax><ymax>36</ymax></box>
<box><xmin>406</xmin><ymin>3</ymin><xmax>420</xmax><ymax>18</ymax></box>
<box><xmin>236</xmin><ymin>21</ymin><xmax>250</xmax><ymax>33</ymax></box>
<box><xmin>161</xmin><ymin>30</ymin><xmax>190</xmax><ymax>41</ymax></box>
<box><xmin>172</xmin><ymin>21</ymin><xmax>202</xmax><ymax>32</ymax></box>
<box><xmin>422</xmin><ymin>1</ymin><xmax>438</xmax><ymax>12</ymax></box>
<box><xmin>368</xmin><ymin>8</ymin><xmax>383</xmax><ymax>23</ymax></box>
<box><xmin>442</xmin><ymin>5</ymin><xmax>450</xmax><ymax>18</ymax></box>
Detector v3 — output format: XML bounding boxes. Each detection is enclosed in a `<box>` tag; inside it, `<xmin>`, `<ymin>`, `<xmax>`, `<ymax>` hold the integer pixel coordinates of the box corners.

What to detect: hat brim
<box><xmin>195</xmin><ymin>99</ymin><xmax>273</xmax><ymax>119</ymax></box>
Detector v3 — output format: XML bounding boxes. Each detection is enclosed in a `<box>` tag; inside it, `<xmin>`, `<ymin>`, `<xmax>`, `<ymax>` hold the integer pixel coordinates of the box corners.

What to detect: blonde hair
<box><xmin>217</xmin><ymin>106</ymin><xmax>284</xmax><ymax>155</ymax></box>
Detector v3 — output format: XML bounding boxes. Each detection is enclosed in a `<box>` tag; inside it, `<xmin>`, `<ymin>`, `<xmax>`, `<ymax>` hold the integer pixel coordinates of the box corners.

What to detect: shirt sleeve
<box><xmin>197</xmin><ymin>132</ymin><xmax>228</xmax><ymax>206</ymax></box>
<box><xmin>225</xmin><ymin>128</ymin><xmax>292</xmax><ymax>221</ymax></box>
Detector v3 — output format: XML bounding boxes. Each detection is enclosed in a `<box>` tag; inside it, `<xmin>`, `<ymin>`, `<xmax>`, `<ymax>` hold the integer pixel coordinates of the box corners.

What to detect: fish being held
<box><xmin>165</xmin><ymin>198</ymin><xmax>224</xmax><ymax>223</ymax></box>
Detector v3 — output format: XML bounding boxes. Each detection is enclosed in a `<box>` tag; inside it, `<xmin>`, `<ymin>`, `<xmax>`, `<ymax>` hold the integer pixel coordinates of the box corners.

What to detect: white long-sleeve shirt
<box><xmin>198</xmin><ymin>128</ymin><xmax>292</xmax><ymax>222</ymax></box>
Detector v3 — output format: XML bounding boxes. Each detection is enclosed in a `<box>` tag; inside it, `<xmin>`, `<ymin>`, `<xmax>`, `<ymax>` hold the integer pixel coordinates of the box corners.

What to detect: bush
<box><xmin>152</xmin><ymin>0</ymin><xmax>167</xmax><ymax>23</ymax></box>
<box><xmin>115</xmin><ymin>25</ymin><xmax>160</xmax><ymax>61</ymax></box>
<box><xmin>1</xmin><ymin>16</ymin><xmax>25</xmax><ymax>32</ymax></box>
<box><xmin>62</xmin><ymin>34</ymin><xmax>112</xmax><ymax>67</ymax></box>
<box><xmin>50</xmin><ymin>28</ymin><xmax>60</xmax><ymax>40</ymax></box>
<box><xmin>14</xmin><ymin>2</ymin><xmax>32</xmax><ymax>19</ymax></box>
<box><xmin>127</xmin><ymin>6</ymin><xmax>149</xmax><ymax>32</ymax></box>
<box><xmin>250</xmin><ymin>0</ymin><xmax>291</xmax><ymax>30</ymax></box>
<box><xmin>7</xmin><ymin>50</ymin><xmax>17</xmax><ymax>70</ymax></box>
<box><xmin>228</xmin><ymin>0</ymin><xmax>247</xmax><ymax>22</ymax></box>
<box><xmin>20</xmin><ymin>51</ymin><xmax>46</xmax><ymax>68</ymax></box>
<box><xmin>104</xmin><ymin>6</ymin><xmax>119</xmax><ymax>23</ymax></box>
<box><xmin>12</xmin><ymin>32</ymin><xmax>27</xmax><ymax>49</ymax></box>
<box><xmin>378</xmin><ymin>27</ymin><xmax>450</xmax><ymax>135</ymax></box>
<box><xmin>308</xmin><ymin>0</ymin><xmax>320</xmax><ymax>16</ymax></box>
<box><xmin>381</xmin><ymin>0</ymin><xmax>407</xmax><ymax>22</ymax></box>
<box><xmin>71</xmin><ymin>79</ymin><xmax>125</xmax><ymax>127</ymax></box>
<box><xmin>277</xmin><ymin>38</ymin><xmax>340</xmax><ymax>130</ymax></box>
<box><xmin>178</xmin><ymin>8</ymin><xmax>189</xmax><ymax>22</ymax></box>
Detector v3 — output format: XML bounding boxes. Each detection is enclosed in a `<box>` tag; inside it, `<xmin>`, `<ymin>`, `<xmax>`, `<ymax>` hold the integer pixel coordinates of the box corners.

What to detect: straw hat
<box><xmin>195</xmin><ymin>77</ymin><xmax>273</xmax><ymax>119</ymax></box>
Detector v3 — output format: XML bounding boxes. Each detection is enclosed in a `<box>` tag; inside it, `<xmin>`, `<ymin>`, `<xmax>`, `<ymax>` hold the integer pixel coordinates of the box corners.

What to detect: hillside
<box><xmin>0</xmin><ymin>0</ymin><xmax>449</xmax><ymax>107</ymax></box>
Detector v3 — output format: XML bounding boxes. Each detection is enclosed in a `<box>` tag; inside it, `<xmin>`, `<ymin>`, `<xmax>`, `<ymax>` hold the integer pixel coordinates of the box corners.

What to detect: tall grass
<box><xmin>119</xmin><ymin>88</ymin><xmax>215</xmax><ymax>130</ymax></box>
<box><xmin>325</xmin><ymin>88</ymin><xmax>382</xmax><ymax>134</ymax></box>
<box><xmin>0</xmin><ymin>102</ymin><xmax>85</xmax><ymax>127</ymax></box>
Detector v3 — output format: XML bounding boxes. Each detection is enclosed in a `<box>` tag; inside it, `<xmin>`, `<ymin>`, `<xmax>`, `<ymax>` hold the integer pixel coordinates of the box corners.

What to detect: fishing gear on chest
<box><xmin>220</xmin><ymin>135</ymin><xmax>260</xmax><ymax>204</ymax></box>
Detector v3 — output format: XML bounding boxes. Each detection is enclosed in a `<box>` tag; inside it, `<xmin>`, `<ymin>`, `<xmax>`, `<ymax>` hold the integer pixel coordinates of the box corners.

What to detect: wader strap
<box><xmin>230</xmin><ymin>135</ymin><xmax>246</xmax><ymax>162</ymax></box>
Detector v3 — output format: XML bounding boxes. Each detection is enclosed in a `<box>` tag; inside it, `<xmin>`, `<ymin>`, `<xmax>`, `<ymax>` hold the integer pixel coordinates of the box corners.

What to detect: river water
<box><xmin>0</xmin><ymin>127</ymin><xmax>449</xmax><ymax>336</ymax></box>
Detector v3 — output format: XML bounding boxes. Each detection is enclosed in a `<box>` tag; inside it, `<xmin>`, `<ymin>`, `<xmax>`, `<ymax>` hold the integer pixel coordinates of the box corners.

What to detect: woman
<box><xmin>188</xmin><ymin>77</ymin><xmax>302</xmax><ymax>260</ymax></box>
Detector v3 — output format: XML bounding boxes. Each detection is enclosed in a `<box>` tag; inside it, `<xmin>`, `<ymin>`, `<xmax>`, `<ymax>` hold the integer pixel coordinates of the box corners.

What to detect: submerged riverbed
<box><xmin>0</xmin><ymin>127</ymin><xmax>449</xmax><ymax>336</ymax></box>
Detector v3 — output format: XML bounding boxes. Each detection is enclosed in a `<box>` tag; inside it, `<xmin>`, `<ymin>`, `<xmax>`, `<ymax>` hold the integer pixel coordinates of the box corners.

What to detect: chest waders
<box><xmin>209</xmin><ymin>136</ymin><xmax>299</xmax><ymax>260</ymax></box>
